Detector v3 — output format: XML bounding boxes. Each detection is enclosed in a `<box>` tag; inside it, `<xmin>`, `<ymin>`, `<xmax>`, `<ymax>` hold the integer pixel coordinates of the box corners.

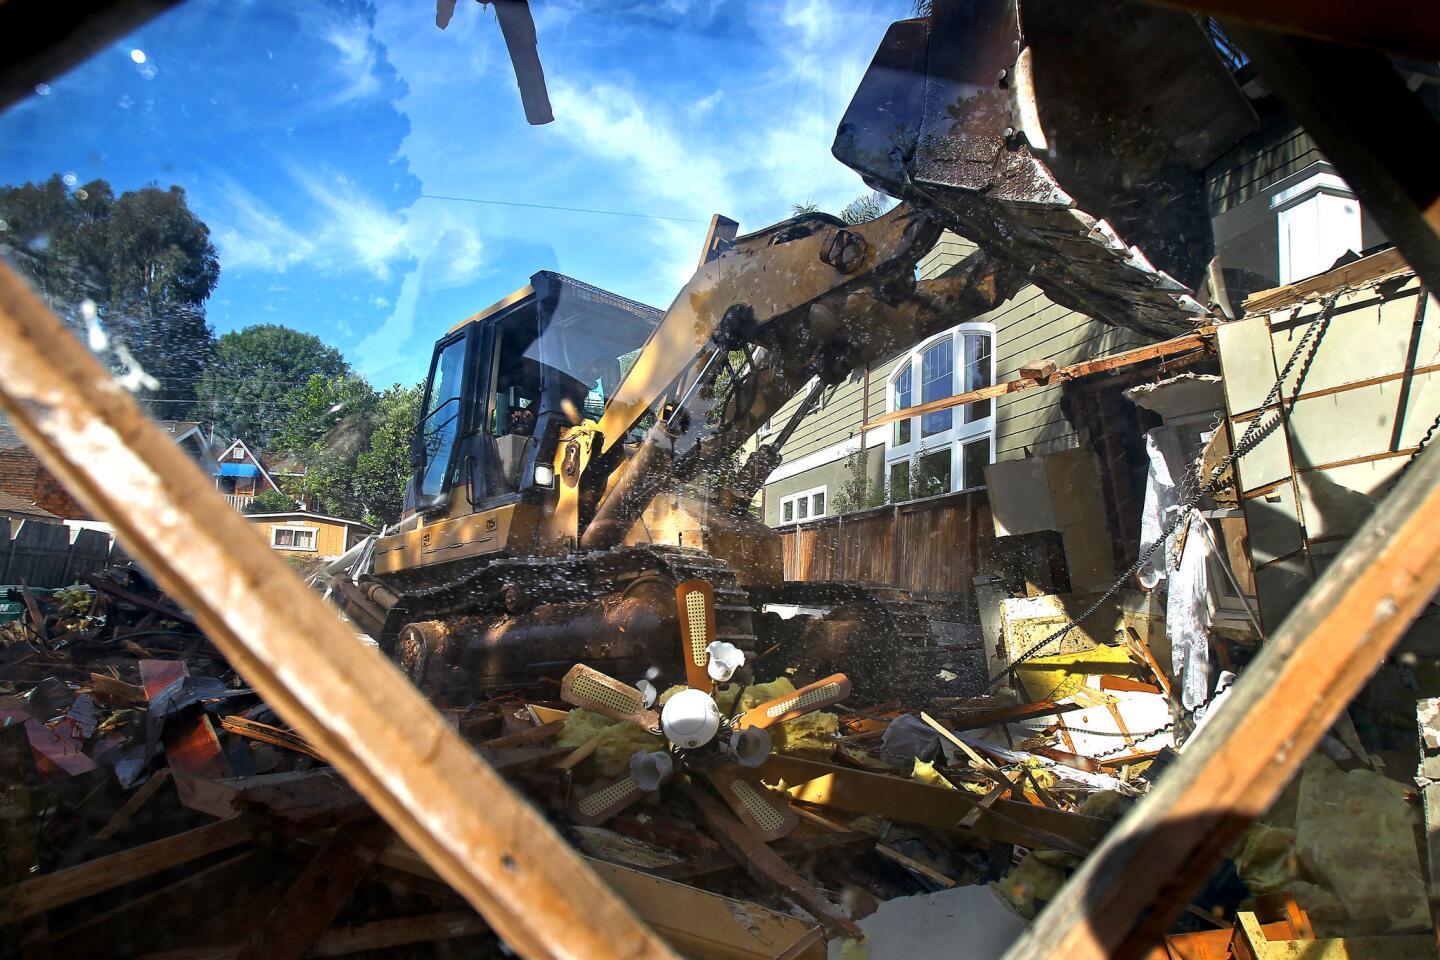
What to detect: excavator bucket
<box><xmin>834</xmin><ymin>0</ymin><xmax>1257</xmax><ymax>337</ymax></box>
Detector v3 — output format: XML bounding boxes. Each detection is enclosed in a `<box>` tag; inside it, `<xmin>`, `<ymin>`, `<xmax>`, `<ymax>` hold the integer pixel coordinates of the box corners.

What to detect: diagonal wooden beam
<box><xmin>1003</xmin><ymin>438</ymin><xmax>1440</xmax><ymax>960</ymax></box>
<box><xmin>862</xmin><ymin>327</ymin><xmax>1213</xmax><ymax>431</ymax></box>
<box><xmin>0</xmin><ymin>261</ymin><xmax>675</xmax><ymax>960</ymax></box>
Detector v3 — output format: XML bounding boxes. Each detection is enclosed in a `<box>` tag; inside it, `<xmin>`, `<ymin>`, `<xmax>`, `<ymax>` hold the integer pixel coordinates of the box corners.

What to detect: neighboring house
<box><xmin>0</xmin><ymin>491</ymin><xmax>63</xmax><ymax>534</ymax></box>
<box><xmin>0</xmin><ymin>417</ymin><xmax>89</xmax><ymax>520</ymax></box>
<box><xmin>157</xmin><ymin>420</ymin><xmax>216</xmax><ymax>470</ymax></box>
<box><xmin>212</xmin><ymin>438</ymin><xmax>285</xmax><ymax>509</ymax></box>
<box><xmin>245</xmin><ymin>511</ymin><xmax>374</xmax><ymax>561</ymax></box>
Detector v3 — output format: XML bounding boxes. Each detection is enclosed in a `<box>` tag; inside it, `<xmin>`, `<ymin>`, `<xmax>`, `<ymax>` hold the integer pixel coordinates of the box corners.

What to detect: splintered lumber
<box><xmin>376</xmin><ymin>839</ymin><xmax>826</xmax><ymax>960</ymax></box>
<box><xmin>920</xmin><ymin>711</ymin><xmax>1020</xmax><ymax>799</ymax></box>
<box><xmin>0</xmin><ymin>263</ymin><xmax>675</xmax><ymax>960</ymax></box>
<box><xmin>863</xmin><ymin>326</ymin><xmax>1214</xmax><ymax>430</ymax></box>
<box><xmin>236</xmin><ymin>819</ymin><xmax>392</xmax><ymax>960</ymax></box>
<box><xmin>1005</xmin><ymin>438</ymin><xmax>1440</xmax><ymax>960</ymax></box>
<box><xmin>0</xmin><ymin>816</ymin><xmax>256</xmax><ymax>923</ymax></box>
<box><xmin>792</xmin><ymin>806</ymin><xmax>955</xmax><ymax>889</ymax></box>
<box><xmin>219</xmin><ymin>715</ymin><xmax>326</xmax><ymax>761</ymax></box>
<box><xmin>761</xmin><ymin>755</ymin><xmax>1106</xmax><ymax>853</ymax></box>
<box><xmin>88</xmin><ymin>671</ymin><xmax>147</xmax><ymax>705</ymax></box>
<box><xmin>684</xmin><ymin>784</ymin><xmax>863</xmax><ymax>939</ymax></box>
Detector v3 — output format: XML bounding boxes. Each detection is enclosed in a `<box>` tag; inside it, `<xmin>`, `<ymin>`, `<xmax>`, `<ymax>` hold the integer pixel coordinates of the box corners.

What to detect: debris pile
<box><xmin>0</xmin><ymin>565</ymin><xmax>1431</xmax><ymax>959</ymax></box>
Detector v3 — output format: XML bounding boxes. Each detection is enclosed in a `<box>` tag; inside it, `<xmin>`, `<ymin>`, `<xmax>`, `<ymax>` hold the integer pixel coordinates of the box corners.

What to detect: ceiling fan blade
<box><xmin>560</xmin><ymin>664</ymin><xmax>656</xmax><ymax>728</ymax></box>
<box><xmin>676</xmin><ymin>579</ymin><xmax>715</xmax><ymax>692</ymax></box>
<box><xmin>569</xmin><ymin>774</ymin><xmax>646</xmax><ymax>826</ymax></box>
<box><xmin>737</xmin><ymin>673</ymin><xmax>852</xmax><ymax>730</ymax></box>
<box><xmin>707</xmin><ymin>765</ymin><xmax>798</xmax><ymax>842</ymax></box>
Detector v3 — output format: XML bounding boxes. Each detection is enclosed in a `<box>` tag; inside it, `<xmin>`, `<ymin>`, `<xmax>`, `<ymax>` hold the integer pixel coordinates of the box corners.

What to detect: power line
<box><xmin>418</xmin><ymin>193</ymin><xmax>706</xmax><ymax>225</ymax></box>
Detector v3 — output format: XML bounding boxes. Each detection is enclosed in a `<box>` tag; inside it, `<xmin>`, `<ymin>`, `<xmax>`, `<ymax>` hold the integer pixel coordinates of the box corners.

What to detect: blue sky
<box><xmin>0</xmin><ymin>0</ymin><xmax>911</xmax><ymax>388</ymax></box>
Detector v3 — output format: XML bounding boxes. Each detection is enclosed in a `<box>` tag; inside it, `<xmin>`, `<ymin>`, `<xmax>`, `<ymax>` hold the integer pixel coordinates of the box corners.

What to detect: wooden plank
<box><xmin>1006</xmin><ymin>438</ymin><xmax>1440</xmax><ymax>959</ymax></box>
<box><xmin>483</xmin><ymin>718</ymin><xmax>566</xmax><ymax>749</ymax></box>
<box><xmin>0</xmin><ymin>262</ymin><xmax>675</xmax><ymax>960</ymax></box>
<box><xmin>236</xmin><ymin>819</ymin><xmax>392</xmax><ymax>960</ymax></box>
<box><xmin>0</xmin><ymin>816</ymin><xmax>256</xmax><ymax>923</ymax></box>
<box><xmin>683</xmin><ymin>784</ymin><xmax>863</xmax><ymax>939</ymax></box>
<box><xmin>760</xmin><ymin>754</ymin><xmax>1107</xmax><ymax>854</ymax></box>
<box><xmin>376</xmin><ymin>840</ymin><xmax>826</xmax><ymax>960</ymax></box>
<box><xmin>863</xmin><ymin>328</ymin><xmax>1213</xmax><ymax>430</ymax></box>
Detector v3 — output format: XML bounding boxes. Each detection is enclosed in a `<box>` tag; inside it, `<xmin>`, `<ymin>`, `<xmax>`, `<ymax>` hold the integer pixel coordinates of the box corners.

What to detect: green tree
<box><xmin>351</xmin><ymin>383</ymin><xmax>422</xmax><ymax>526</ymax></box>
<box><xmin>198</xmin><ymin>325</ymin><xmax>349</xmax><ymax>447</ymax></box>
<box><xmin>243</xmin><ymin>488</ymin><xmax>296</xmax><ymax>514</ymax></box>
<box><xmin>839</xmin><ymin>191</ymin><xmax>892</xmax><ymax>225</ymax></box>
<box><xmin>0</xmin><ymin>175</ymin><xmax>219</xmax><ymax>416</ymax></box>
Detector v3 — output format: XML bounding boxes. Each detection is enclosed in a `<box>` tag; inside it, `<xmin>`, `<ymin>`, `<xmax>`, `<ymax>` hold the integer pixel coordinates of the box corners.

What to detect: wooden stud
<box><xmin>0</xmin><ymin>816</ymin><xmax>257</xmax><ymax>923</ymax></box>
<box><xmin>683</xmin><ymin>784</ymin><xmax>863</xmax><ymax>939</ymax></box>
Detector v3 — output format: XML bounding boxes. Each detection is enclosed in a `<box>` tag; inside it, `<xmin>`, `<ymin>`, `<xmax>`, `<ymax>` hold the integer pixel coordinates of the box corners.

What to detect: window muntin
<box><xmin>777</xmin><ymin>485</ymin><xmax>828</xmax><ymax>525</ymax></box>
<box><xmin>892</xmin><ymin>361</ymin><xmax>912</xmax><ymax>446</ymax></box>
<box><xmin>920</xmin><ymin>338</ymin><xmax>953</xmax><ymax>437</ymax></box>
<box><xmin>271</xmin><ymin>526</ymin><xmax>317</xmax><ymax>551</ymax></box>
<box><xmin>962</xmin><ymin>332</ymin><xmax>993</xmax><ymax>424</ymax></box>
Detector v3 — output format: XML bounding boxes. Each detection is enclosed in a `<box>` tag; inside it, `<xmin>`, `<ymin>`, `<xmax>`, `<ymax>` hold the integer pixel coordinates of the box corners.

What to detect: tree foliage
<box><xmin>198</xmin><ymin>325</ymin><xmax>349</xmax><ymax>447</ymax></box>
<box><xmin>243</xmin><ymin>488</ymin><xmax>296</xmax><ymax>514</ymax></box>
<box><xmin>0</xmin><ymin>174</ymin><xmax>219</xmax><ymax>416</ymax></box>
<box><xmin>272</xmin><ymin>377</ymin><xmax>420</xmax><ymax>528</ymax></box>
<box><xmin>839</xmin><ymin>191</ymin><xmax>892</xmax><ymax>225</ymax></box>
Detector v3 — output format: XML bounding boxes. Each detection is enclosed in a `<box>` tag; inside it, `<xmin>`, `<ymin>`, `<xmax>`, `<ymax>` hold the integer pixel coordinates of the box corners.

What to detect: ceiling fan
<box><xmin>560</xmin><ymin>579</ymin><xmax>852</xmax><ymax>841</ymax></box>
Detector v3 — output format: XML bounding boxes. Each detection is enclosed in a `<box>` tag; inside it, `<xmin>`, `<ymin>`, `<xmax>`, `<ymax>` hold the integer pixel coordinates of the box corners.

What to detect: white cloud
<box><xmin>313</xmin><ymin>10</ymin><xmax>382</xmax><ymax>105</ymax></box>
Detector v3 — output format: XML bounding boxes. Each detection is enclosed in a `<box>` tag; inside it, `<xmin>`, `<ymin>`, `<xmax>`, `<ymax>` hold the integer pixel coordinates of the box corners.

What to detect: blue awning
<box><xmin>215</xmin><ymin>462</ymin><xmax>260</xmax><ymax>478</ymax></box>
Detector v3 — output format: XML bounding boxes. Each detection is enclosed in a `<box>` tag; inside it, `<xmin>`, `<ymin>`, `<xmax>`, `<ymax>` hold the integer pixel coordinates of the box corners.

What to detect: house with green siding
<box><xmin>760</xmin><ymin>85</ymin><xmax>1390</xmax><ymax>532</ymax></box>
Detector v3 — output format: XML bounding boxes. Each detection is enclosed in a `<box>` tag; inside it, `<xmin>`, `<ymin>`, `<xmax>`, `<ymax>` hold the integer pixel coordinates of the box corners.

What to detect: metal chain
<box><xmin>987</xmin><ymin>295</ymin><xmax>1338</xmax><ymax>691</ymax></box>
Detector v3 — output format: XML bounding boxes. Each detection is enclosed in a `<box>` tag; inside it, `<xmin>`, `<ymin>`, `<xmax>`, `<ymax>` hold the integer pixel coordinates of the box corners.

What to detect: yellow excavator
<box><xmin>326</xmin><ymin>0</ymin><xmax>1256</xmax><ymax>702</ymax></box>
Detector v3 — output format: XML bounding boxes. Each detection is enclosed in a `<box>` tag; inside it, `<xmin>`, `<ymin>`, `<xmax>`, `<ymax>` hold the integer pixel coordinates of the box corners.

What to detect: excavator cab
<box><xmin>405</xmin><ymin>272</ymin><xmax>662</xmax><ymax>523</ymax></box>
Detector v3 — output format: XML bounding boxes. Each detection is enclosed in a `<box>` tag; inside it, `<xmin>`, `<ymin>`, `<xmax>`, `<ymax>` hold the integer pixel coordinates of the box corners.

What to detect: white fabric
<box><xmin>1168</xmin><ymin>510</ymin><xmax>1214</xmax><ymax>711</ymax></box>
<box><xmin>1138</xmin><ymin>428</ymin><xmax>1179</xmax><ymax>589</ymax></box>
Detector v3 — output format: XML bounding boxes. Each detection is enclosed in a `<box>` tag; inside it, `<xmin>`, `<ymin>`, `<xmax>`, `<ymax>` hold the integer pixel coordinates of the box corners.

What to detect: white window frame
<box><xmin>270</xmin><ymin>524</ymin><xmax>319</xmax><ymax>551</ymax></box>
<box><xmin>884</xmin><ymin>322</ymin><xmax>995</xmax><ymax>497</ymax></box>
<box><xmin>778</xmin><ymin>485</ymin><xmax>828</xmax><ymax>524</ymax></box>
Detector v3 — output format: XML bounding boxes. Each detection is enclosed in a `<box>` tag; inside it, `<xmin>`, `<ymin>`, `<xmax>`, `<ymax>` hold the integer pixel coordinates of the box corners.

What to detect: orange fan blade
<box><xmin>737</xmin><ymin>673</ymin><xmax>852</xmax><ymax>730</ymax></box>
<box><xmin>560</xmin><ymin>664</ymin><xmax>657</xmax><ymax>729</ymax></box>
<box><xmin>706</xmin><ymin>765</ymin><xmax>798</xmax><ymax>842</ymax></box>
<box><xmin>569</xmin><ymin>774</ymin><xmax>646</xmax><ymax>826</ymax></box>
<box><xmin>676</xmin><ymin>579</ymin><xmax>716</xmax><ymax>692</ymax></box>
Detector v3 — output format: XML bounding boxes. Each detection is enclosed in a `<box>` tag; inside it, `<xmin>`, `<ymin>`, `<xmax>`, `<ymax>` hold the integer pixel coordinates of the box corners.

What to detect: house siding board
<box><xmin>764</xmin><ymin>460</ymin><xmax>855</xmax><ymax>527</ymax></box>
<box><xmin>251</xmin><ymin>518</ymin><xmax>353</xmax><ymax>557</ymax></box>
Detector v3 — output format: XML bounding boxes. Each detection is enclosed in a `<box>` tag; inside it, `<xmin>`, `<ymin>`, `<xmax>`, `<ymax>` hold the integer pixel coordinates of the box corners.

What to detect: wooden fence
<box><xmin>777</xmin><ymin>488</ymin><xmax>991</xmax><ymax>596</ymax></box>
<box><xmin>0</xmin><ymin>520</ymin><xmax>117</xmax><ymax>587</ymax></box>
